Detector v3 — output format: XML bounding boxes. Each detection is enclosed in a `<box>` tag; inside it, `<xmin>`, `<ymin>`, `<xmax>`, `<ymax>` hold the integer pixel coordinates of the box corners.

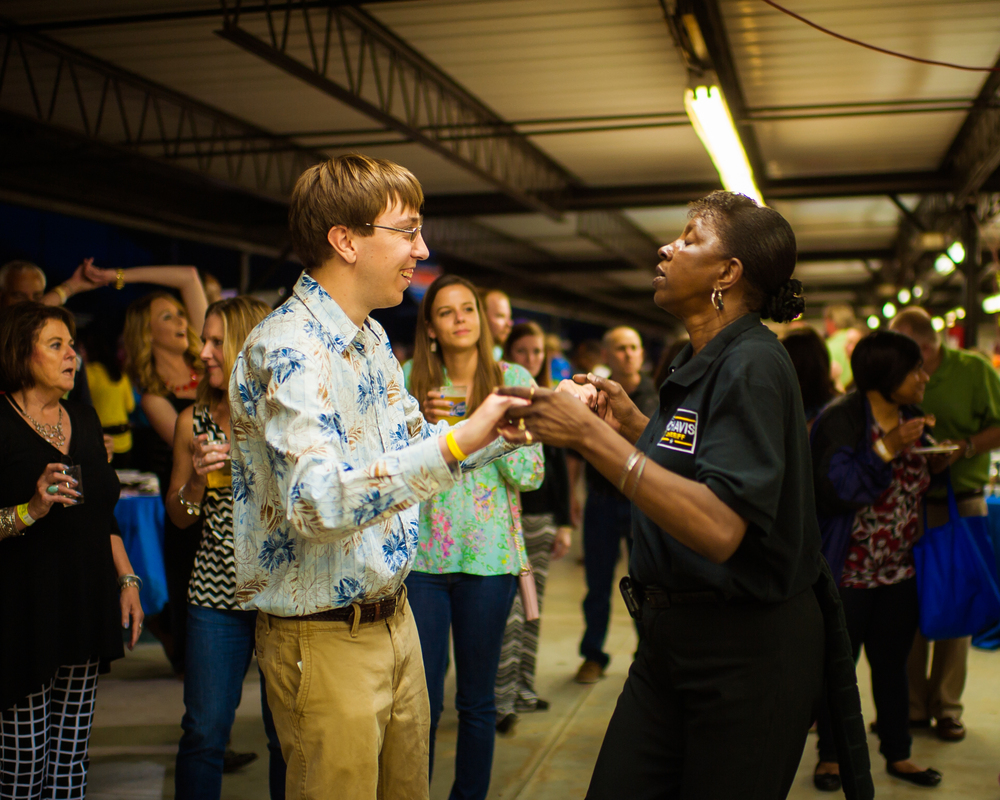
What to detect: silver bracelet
<box><xmin>118</xmin><ymin>573</ymin><xmax>143</xmax><ymax>592</ymax></box>
<box><xmin>177</xmin><ymin>484</ymin><xmax>202</xmax><ymax>516</ymax></box>
<box><xmin>618</xmin><ymin>450</ymin><xmax>643</xmax><ymax>493</ymax></box>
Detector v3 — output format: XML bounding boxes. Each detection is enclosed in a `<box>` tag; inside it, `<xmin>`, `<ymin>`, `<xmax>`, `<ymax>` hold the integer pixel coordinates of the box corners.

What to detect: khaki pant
<box><xmin>256</xmin><ymin>599</ymin><xmax>430</xmax><ymax>800</ymax></box>
<box><xmin>907</xmin><ymin>495</ymin><xmax>986</xmax><ymax>722</ymax></box>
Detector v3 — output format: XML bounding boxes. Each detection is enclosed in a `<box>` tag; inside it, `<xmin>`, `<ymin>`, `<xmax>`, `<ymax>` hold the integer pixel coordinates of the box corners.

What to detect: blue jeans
<box><xmin>175</xmin><ymin>604</ymin><xmax>285</xmax><ymax>800</ymax></box>
<box><xmin>406</xmin><ymin>571</ymin><xmax>517</xmax><ymax>800</ymax></box>
<box><xmin>581</xmin><ymin>492</ymin><xmax>634</xmax><ymax>668</ymax></box>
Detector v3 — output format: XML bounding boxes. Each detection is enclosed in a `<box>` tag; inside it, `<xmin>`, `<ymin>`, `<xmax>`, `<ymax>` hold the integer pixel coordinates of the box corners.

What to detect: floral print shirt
<box><xmin>405</xmin><ymin>361</ymin><xmax>545</xmax><ymax>576</ymax></box>
<box><xmin>840</xmin><ymin>421</ymin><xmax>930</xmax><ymax>589</ymax></box>
<box><xmin>229</xmin><ymin>272</ymin><xmax>518</xmax><ymax>615</ymax></box>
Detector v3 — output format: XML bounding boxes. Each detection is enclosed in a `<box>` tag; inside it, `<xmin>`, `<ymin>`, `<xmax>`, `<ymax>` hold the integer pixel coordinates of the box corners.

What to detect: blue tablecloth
<box><xmin>114</xmin><ymin>494</ymin><xmax>168</xmax><ymax>616</ymax></box>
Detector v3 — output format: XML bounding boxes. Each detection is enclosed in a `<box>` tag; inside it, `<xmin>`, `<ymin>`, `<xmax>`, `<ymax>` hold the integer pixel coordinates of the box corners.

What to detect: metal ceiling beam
<box><xmin>945</xmin><ymin>52</ymin><xmax>1000</xmax><ymax>206</ymax></box>
<box><xmin>676</xmin><ymin>0</ymin><xmax>768</xmax><ymax>188</ymax></box>
<box><xmin>0</xmin><ymin>22</ymin><xmax>325</xmax><ymax>200</ymax></box>
<box><xmin>4</xmin><ymin>2</ymin><xmax>417</xmax><ymax>33</ymax></box>
<box><xmin>424</xmin><ymin>218</ymin><xmax>667</xmax><ymax>328</ymax></box>
<box><xmin>216</xmin><ymin>1</ymin><xmax>575</xmax><ymax>218</ymax></box>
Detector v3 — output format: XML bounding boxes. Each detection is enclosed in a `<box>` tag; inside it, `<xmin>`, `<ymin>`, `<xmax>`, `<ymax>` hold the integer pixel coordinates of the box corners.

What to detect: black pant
<box><xmin>817</xmin><ymin>578</ymin><xmax>918</xmax><ymax>764</ymax></box>
<box><xmin>587</xmin><ymin>588</ymin><xmax>825</xmax><ymax>800</ymax></box>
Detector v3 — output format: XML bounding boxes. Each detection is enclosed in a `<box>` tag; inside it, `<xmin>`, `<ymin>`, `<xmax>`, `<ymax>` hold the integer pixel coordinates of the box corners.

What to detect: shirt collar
<box><xmin>293</xmin><ymin>271</ymin><xmax>382</xmax><ymax>356</ymax></box>
<box><xmin>664</xmin><ymin>313</ymin><xmax>763</xmax><ymax>389</ymax></box>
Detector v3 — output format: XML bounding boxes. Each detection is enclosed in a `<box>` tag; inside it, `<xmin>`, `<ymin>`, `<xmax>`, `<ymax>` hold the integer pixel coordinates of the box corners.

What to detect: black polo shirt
<box><xmin>630</xmin><ymin>313</ymin><xmax>821</xmax><ymax>603</ymax></box>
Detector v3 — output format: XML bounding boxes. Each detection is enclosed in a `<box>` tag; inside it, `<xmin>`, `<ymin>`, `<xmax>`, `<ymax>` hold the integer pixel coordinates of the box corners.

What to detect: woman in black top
<box><xmin>0</xmin><ymin>302</ymin><xmax>143</xmax><ymax>800</ymax></box>
<box><xmin>495</xmin><ymin>322</ymin><xmax>574</xmax><ymax>731</ymax></box>
<box><xmin>499</xmin><ymin>192</ymin><xmax>844</xmax><ymax>799</ymax></box>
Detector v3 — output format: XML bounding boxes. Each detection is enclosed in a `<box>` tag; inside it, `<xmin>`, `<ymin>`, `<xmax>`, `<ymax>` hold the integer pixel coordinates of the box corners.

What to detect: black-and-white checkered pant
<box><xmin>1</xmin><ymin>661</ymin><xmax>100</xmax><ymax>800</ymax></box>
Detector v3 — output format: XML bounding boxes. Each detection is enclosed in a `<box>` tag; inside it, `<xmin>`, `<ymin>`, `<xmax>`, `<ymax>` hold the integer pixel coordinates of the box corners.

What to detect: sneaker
<box><xmin>574</xmin><ymin>659</ymin><xmax>605</xmax><ymax>684</ymax></box>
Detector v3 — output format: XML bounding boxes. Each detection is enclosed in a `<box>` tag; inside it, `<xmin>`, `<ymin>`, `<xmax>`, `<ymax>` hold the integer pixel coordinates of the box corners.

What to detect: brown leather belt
<box><xmin>297</xmin><ymin>588</ymin><xmax>403</xmax><ymax>625</ymax></box>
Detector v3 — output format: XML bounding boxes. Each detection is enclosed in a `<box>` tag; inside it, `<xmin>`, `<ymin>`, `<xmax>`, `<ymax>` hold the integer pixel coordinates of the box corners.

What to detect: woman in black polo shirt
<box><xmin>499</xmin><ymin>192</ymin><xmax>852</xmax><ymax>799</ymax></box>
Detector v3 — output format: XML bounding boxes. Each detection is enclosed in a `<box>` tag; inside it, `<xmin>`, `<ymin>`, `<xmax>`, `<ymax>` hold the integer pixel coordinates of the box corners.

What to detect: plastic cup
<box><xmin>438</xmin><ymin>386</ymin><xmax>468</xmax><ymax>426</ymax></box>
<box><xmin>62</xmin><ymin>464</ymin><xmax>84</xmax><ymax>504</ymax></box>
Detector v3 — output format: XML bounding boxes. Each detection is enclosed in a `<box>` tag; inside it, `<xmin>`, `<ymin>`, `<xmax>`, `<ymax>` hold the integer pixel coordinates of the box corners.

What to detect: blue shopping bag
<box><xmin>913</xmin><ymin>481</ymin><xmax>1000</xmax><ymax>641</ymax></box>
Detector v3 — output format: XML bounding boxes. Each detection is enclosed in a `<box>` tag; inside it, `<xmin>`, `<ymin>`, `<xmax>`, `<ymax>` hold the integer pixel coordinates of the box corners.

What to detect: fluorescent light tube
<box><xmin>684</xmin><ymin>85</ymin><xmax>764</xmax><ymax>206</ymax></box>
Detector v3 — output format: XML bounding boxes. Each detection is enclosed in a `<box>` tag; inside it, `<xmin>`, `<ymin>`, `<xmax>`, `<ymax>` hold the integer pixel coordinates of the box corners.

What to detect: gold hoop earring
<box><xmin>711</xmin><ymin>287</ymin><xmax>725</xmax><ymax>312</ymax></box>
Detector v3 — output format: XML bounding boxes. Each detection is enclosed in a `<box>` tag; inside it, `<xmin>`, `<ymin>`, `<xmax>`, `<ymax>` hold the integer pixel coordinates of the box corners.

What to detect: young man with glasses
<box><xmin>228</xmin><ymin>154</ymin><xmax>530</xmax><ymax>800</ymax></box>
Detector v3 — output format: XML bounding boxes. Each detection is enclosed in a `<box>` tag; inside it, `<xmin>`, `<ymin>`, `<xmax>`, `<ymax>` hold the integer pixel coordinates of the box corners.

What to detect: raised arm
<box><xmin>86</xmin><ymin>262</ymin><xmax>208</xmax><ymax>332</ymax></box>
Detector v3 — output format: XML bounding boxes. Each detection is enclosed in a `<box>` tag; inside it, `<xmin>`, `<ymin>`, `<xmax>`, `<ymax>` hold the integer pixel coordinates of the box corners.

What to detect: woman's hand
<box><xmin>551</xmin><ymin>525</ymin><xmax>573</xmax><ymax>559</ymax></box>
<box><xmin>190</xmin><ymin>434</ymin><xmax>230</xmax><ymax>480</ymax></box>
<box><xmin>103</xmin><ymin>434</ymin><xmax>115</xmax><ymax>464</ymax></box>
<box><xmin>120</xmin><ymin>586</ymin><xmax>144</xmax><ymax>650</ymax></box>
<box><xmin>423</xmin><ymin>390</ymin><xmax>459</xmax><ymax>425</ymax></box>
<box><xmin>80</xmin><ymin>257</ymin><xmax>117</xmax><ymax>288</ymax></box>
<box><xmin>27</xmin><ymin>463</ymin><xmax>82</xmax><ymax>521</ymax></box>
<box><xmin>576</xmin><ymin>373</ymin><xmax>644</xmax><ymax>436</ymax></box>
<box><xmin>495</xmin><ymin>385</ymin><xmax>599</xmax><ymax>450</ymax></box>
<box><xmin>882</xmin><ymin>417</ymin><xmax>926</xmax><ymax>456</ymax></box>
<box><xmin>448</xmin><ymin>393</ymin><xmax>531</xmax><ymax>457</ymax></box>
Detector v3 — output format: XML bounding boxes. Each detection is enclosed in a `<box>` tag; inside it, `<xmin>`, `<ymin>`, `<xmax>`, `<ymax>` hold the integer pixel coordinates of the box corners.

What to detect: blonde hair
<box><xmin>289</xmin><ymin>154</ymin><xmax>424</xmax><ymax>268</ymax></box>
<box><xmin>409</xmin><ymin>275</ymin><xmax>503</xmax><ymax>416</ymax></box>
<box><xmin>196</xmin><ymin>296</ymin><xmax>272</xmax><ymax>409</ymax></box>
<box><xmin>504</xmin><ymin>321</ymin><xmax>551</xmax><ymax>388</ymax></box>
<box><xmin>123</xmin><ymin>291</ymin><xmax>204</xmax><ymax>396</ymax></box>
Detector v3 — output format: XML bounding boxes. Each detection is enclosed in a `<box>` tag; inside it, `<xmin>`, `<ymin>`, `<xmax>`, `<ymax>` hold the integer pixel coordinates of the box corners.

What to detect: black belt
<box><xmin>296</xmin><ymin>589</ymin><xmax>402</xmax><ymax>624</ymax></box>
<box><xmin>103</xmin><ymin>423</ymin><xmax>131</xmax><ymax>435</ymax></box>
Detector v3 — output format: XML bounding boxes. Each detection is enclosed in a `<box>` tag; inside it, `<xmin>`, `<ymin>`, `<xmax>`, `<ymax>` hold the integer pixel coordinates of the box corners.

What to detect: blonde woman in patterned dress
<box><xmin>164</xmin><ymin>297</ymin><xmax>286</xmax><ymax>800</ymax></box>
<box><xmin>403</xmin><ymin>275</ymin><xmax>544</xmax><ymax>800</ymax></box>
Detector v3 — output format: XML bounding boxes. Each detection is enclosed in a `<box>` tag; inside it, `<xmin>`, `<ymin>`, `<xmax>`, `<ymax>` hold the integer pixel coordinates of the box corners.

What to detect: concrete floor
<box><xmin>88</xmin><ymin>541</ymin><xmax>1000</xmax><ymax>799</ymax></box>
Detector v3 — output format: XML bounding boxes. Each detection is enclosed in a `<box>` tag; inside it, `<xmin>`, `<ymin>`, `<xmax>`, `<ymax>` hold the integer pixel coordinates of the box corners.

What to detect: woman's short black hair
<box><xmin>0</xmin><ymin>302</ymin><xmax>76</xmax><ymax>393</ymax></box>
<box><xmin>851</xmin><ymin>330</ymin><xmax>922</xmax><ymax>402</ymax></box>
<box><xmin>688</xmin><ymin>191</ymin><xmax>803</xmax><ymax>323</ymax></box>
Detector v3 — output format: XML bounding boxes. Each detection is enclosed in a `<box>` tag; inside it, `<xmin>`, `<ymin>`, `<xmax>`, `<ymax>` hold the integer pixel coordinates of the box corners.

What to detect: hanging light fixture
<box><xmin>684</xmin><ymin>82</ymin><xmax>764</xmax><ymax>206</ymax></box>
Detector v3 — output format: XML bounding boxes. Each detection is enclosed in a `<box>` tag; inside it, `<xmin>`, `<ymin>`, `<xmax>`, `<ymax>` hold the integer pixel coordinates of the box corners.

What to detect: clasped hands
<box><xmin>495</xmin><ymin>373</ymin><xmax>639</xmax><ymax>450</ymax></box>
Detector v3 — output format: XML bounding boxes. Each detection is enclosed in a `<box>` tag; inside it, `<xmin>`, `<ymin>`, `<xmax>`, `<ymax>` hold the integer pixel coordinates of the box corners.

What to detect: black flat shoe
<box><xmin>496</xmin><ymin>713</ymin><xmax>517</xmax><ymax>734</ymax></box>
<box><xmin>532</xmin><ymin>698</ymin><xmax>550</xmax><ymax>711</ymax></box>
<box><xmin>222</xmin><ymin>750</ymin><xmax>258</xmax><ymax>773</ymax></box>
<box><xmin>886</xmin><ymin>763</ymin><xmax>942</xmax><ymax>787</ymax></box>
<box><xmin>813</xmin><ymin>771</ymin><xmax>841</xmax><ymax>792</ymax></box>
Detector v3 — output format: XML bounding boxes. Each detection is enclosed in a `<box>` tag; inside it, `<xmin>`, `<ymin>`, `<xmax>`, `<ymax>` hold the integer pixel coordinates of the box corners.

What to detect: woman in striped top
<box><xmin>164</xmin><ymin>296</ymin><xmax>285</xmax><ymax>800</ymax></box>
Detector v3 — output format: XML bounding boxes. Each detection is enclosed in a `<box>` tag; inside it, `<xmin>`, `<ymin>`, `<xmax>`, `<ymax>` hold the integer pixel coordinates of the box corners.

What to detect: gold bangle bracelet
<box><xmin>52</xmin><ymin>285</ymin><xmax>68</xmax><ymax>305</ymax></box>
<box><xmin>873</xmin><ymin>438</ymin><xmax>893</xmax><ymax>463</ymax></box>
<box><xmin>115</xmin><ymin>268</ymin><xmax>126</xmax><ymax>290</ymax></box>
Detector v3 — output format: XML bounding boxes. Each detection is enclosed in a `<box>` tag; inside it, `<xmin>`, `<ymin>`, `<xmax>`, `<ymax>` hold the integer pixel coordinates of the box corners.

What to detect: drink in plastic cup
<box><xmin>204</xmin><ymin>438</ymin><xmax>232</xmax><ymax>489</ymax></box>
<box><xmin>62</xmin><ymin>464</ymin><xmax>84</xmax><ymax>504</ymax></box>
<box><xmin>438</xmin><ymin>386</ymin><xmax>468</xmax><ymax>426</ymax></box>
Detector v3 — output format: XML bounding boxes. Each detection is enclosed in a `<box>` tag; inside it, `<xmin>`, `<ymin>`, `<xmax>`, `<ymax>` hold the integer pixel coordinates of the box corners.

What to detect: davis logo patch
<box><xmin>658</xmin><ymin>409</ymin><xmax>699</xmax><ymax>454</ymax></box>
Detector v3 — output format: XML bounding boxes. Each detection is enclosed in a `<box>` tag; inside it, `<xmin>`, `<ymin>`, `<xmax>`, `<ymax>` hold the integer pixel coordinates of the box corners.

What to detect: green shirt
<box><xmin>922</xmin><ymin>346</ymin><xmax>1000</xmax><ymax>494</ymax></box>
<box><xmin>827</xmin><ymin>328</ymin><xmax>853</xmax><ymax>388</ymax></box>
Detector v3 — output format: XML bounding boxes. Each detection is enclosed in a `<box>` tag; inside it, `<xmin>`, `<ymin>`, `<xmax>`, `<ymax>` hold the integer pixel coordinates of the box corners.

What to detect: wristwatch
<box><xmin>964</xmin><ymin>439</ymin><xmax>977</xmax><ymax>459</ymax></box>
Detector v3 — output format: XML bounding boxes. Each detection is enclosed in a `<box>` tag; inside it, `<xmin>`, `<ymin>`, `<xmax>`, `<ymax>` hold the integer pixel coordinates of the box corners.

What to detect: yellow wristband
<box><xmin>445</xmin><ymin>430</ymin><xmax>468</xmax><ymax>461</ymax></box>
<box><xmin>16</xmin><ymin>503</ymin><xmax>35</xmax><ymax>526</ymax></box>
<box><xmin>115</xmin><ymin>268</ymin><xmax>125</xmax><ymax>290</ymax></box>
<box><xmin>52</xmin><ymin>285</ymin><xmax>68</xmax><ymax>305</ymax></box>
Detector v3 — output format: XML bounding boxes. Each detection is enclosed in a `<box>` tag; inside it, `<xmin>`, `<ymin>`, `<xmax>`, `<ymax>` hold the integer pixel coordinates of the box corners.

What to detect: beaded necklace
<box><xmin>7</xmin><ymin>394</ymin><xmax>66</xmax><ymax>448</ymax></box>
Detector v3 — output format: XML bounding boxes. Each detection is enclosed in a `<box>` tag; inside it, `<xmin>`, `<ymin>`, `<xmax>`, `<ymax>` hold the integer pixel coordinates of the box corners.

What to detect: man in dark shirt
<box><xmin>571</xmin><ymin>326</ymin><xmax>659</xmax><ymax>683</ymax></box>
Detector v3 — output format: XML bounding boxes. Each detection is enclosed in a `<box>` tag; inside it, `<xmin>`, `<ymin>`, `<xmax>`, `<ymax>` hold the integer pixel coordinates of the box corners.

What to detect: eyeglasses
<box><xmin>364</xmin><ymin>222</ymin><xmax>423</xmax><ymax>243</ymax></box>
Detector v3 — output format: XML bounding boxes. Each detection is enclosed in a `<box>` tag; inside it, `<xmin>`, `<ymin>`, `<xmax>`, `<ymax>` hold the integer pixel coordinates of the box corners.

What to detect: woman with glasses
<box><xmin>0</xmin><ymin>302</ymin><xmax>144</xmax><ymax>800</ymax></box>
